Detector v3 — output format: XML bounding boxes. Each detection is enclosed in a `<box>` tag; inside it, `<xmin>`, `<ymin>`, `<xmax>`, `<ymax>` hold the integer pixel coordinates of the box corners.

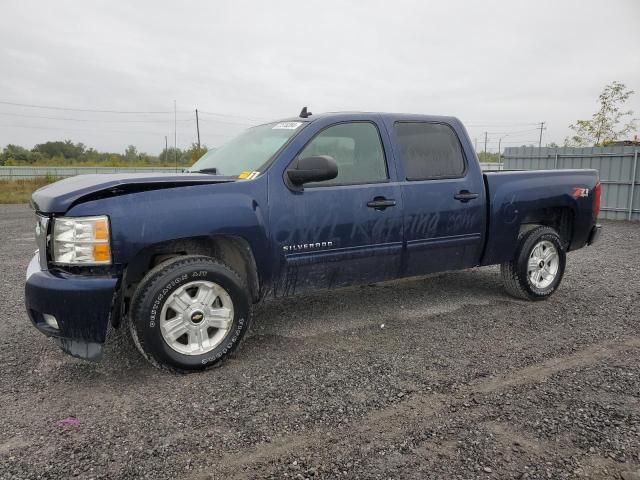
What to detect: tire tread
<box><xmin>128</xmin><ymin>255</ymin><xmax>250</xmax><ymax>373</ymax></box>
<box><xmin>500</xmin><ymin>226</ymin><xmax>565</xmax><ymax>301</ymax></box>
<box><xmin>500</xmin><ymin>259</ymin><xmax>529</xmax><ymax>300</ymax></box>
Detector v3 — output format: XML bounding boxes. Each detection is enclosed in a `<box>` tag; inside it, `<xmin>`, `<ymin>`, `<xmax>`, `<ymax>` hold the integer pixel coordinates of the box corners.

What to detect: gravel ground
<box><xmin>0</xmin><ymin>203</ymin><xmax>639</xmax><ymax>480</ymax></box>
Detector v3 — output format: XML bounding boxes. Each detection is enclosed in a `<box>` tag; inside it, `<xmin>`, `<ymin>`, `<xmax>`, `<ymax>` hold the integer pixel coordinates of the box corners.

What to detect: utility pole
<box><xmin>174</xmin><ymin>100</ymin><xmax>177</xmax><ymax>172</ymax></box>
<box><xmin>195</xmin><ymin>109</ymin><xmax>201</xmax><ymax>151</ymax></box>
<box><xmin>538</xmin><ymin>121</ymin><xmax>546</xmax><ymax>149</ymax></box>
<box><xmin>483</xmin><ymin>131</ymin><xmax>488</xmax><ymax>154</ymax></box>
<box><xmin>164</xmin><ymin>135</ymin><xmax>168</xmax><ymax>163</ymax></box>
<box><xmin>474</xmin><ymin>138</ymin><xmax>478</xmax><ymax>151</ymax></box>
<box><xmin>498</xmin><ymin>137</ymin><xmax>502</xmax><ymax>158</ymax></box>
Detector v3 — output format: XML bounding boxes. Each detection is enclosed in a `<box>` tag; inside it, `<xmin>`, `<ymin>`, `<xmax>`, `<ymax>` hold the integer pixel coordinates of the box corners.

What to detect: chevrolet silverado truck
<box><xmin>25</xmin><ymin>111</ymin><xmax>602</xmax><ymax>371</ymax></box>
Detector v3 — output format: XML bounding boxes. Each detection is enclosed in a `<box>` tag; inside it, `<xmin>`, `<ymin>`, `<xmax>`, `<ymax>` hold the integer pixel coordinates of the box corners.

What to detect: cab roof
<box><xmin>271</xmin><ymin>111</ymin><xmax>462</xmax><ymax>126</ymax></box>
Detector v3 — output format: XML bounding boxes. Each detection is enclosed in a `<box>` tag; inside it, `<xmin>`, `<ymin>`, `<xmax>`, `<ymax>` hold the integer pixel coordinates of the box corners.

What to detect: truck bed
<box><xmin>481</xmin><ymin>169</ymin><xmax>599</xmax><ymax>266</ymax></box>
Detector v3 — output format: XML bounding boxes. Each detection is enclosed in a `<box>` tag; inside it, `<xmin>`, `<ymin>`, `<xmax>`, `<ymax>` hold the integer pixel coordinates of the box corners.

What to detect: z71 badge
<box><xmin>572</xmin><ymin>187</ymin><xmax>590</xmax><ymax>198</ymax></box>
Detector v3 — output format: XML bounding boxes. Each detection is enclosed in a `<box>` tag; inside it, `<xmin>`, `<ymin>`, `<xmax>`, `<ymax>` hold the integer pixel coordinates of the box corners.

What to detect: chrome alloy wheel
<box><xmin>160</xmin><ymin>280</ymin><xmax>234</xmax><ymax>355</ymax></box>
<box><xmin>527</xmin><ymin>240</ymin><xmax>559</xmax><ymax>289</ymax></box>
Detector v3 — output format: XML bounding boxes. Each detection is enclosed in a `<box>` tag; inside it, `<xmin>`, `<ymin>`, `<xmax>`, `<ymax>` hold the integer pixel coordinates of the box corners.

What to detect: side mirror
<box><xmin>286</xmin><ymin>155</ymin><xmax>338</xmax><ymax>187</ymax></box>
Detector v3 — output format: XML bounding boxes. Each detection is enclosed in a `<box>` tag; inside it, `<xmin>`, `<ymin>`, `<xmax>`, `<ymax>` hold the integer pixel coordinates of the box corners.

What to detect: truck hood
<box><xmin>31</xmin><ymin>172</ymin><xmax>235</xmax><ymax>213</ymax></box>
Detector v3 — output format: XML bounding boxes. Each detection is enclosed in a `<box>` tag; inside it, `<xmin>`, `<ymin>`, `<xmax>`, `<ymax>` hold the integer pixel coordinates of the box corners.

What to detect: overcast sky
<box><xmin>1</xmin><ymin>0</ymin><xmax>639</xmax><ymax>154</ymax></box>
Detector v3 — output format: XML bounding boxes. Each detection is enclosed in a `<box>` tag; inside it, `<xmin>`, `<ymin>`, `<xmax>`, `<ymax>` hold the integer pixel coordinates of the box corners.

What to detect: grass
<box><xmin>0</xmin><ymin>177</ymin><xmax>59</xmax><ymax>204</ymax></box>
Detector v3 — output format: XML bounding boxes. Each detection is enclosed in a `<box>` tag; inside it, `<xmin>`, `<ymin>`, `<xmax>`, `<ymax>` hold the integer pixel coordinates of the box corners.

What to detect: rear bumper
<box><xmin>587</xmin><ymin>224</ymin><xmax>602</xmax><ymax>245</ymax></box>
<box><xmin>24</xmin><ymin>253</ymin><xmax>119</xmax><ymax>361</ymax></box>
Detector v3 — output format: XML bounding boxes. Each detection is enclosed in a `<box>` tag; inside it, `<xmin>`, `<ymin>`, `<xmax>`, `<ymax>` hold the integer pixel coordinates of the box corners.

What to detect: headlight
<box><xmin>52</xmin><ymin>216</ymin><xmax>112</xmax><ymax>265</ymax></box>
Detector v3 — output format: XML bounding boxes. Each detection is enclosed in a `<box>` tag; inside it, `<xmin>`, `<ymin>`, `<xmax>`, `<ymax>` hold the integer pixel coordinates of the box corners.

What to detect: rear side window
<box><xmin>395</xmin><ymin>122</ymin><xmax>465</xmax><ymax>180</ymax></box>
<box><xmin>298</xmin><ymin>122</ymin><xmax>388</xmax><ymax>186</ymax></box>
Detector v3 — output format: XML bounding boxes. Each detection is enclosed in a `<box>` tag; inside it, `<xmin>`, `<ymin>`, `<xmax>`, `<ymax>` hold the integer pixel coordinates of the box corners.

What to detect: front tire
<box><xmin>129</xmin><ymin>255</ymin><xmax>252</xmax><ymax>372</ymax></box>
<box><xmin>501</xmin><ymin>226</ymin><xmax>566</xmax><ymax>301</ymax></box>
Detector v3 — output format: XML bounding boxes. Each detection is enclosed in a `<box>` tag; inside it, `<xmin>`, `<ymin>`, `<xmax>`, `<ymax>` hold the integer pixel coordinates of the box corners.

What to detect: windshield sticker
<box><xmin>238</xmin><ymin>171</ymin><xmax>260</xmax><ymax>180</ymax></box>
<box><xmin>272</xmin><ymin>122</ymin><xmax>302</xmax><ymax>130</ymax></box>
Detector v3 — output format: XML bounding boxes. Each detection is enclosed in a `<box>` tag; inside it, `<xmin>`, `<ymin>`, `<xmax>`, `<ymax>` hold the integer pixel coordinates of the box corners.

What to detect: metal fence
<box><xmin>0</xmin><ymin>166</ymin><xmax>179</xmax><ymax>180</ymax></box>
<box><xmin>503</xmin><ymin>146</ymin><xmax>639</xmax><ymax>221</ymax></box>
<box><xmin>479</xmin><ymin>162</ymin><xmax>504</xmax><ymax>171</ymax></box>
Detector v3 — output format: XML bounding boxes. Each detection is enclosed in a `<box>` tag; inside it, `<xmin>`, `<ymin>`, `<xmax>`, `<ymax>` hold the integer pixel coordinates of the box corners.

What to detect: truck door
<box><xmin>268</xmin><ymin>120</ymin><xmax>404</xmax><ymax>296</ymax></box>
<box><xmin>390</xmin><ymin>121</ymin><xmax>486</xmax><ymax>277</ymax></box>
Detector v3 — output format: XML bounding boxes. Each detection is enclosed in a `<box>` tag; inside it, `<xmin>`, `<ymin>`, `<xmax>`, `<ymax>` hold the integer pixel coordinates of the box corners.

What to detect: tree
<box><xmin>33</xmin><ymin>140</ymin><xmax>85</xmax><ymax>159</ymax></box>
<box><xmin>0</xmin><ymin>144</ymin><xmax>32</xmax><ymax>165</ymax></box>
<box><xmin>0</xmin><ymin>139</ymin><xmax>216</xmax><ymax>167</ymax></box>
<box><xmin>124</xmin><ymin>145</ymin><xmax>138</xmax><ymax>161</ymax></box>
<box><xmin>184</xmin><ymin>142</ymin><xmax>208</xmax><ymax>163</ymax></box>
<box><xmin>566</xmin><ymin>81</ymin><xmax>636</xmax><ymax>146</ymax></box>
<box><xmin>477</xmin><ymin>152</ymin><xmax>500</xmax><ymax>163</ymax></box>
<box><xmin>159</xmin><ymin>147</ymin><xmax>183</xmax><ymax>164</ymax></box>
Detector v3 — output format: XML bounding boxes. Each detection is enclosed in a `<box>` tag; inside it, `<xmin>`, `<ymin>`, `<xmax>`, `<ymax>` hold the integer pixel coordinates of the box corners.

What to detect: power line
<box><xmin>0</xmin><ymin>101</ymin><xmax>541</xmax><ymax>128</ymax></box>
<box><xmin>0</xmin><ymin>124</ymin><xmax>177</xmax><ymax>136</ymax></box>
<box><xmin>195</xmin><ymin>115</ymin><xmax>255</xmax><ymax>127</ymax></box>
<box><xmin>0</xmin><ymin>100</ymin><xmax>267</xmax><ymax>123</ymax></box>
<box><xmin>482</xmin><ymin>139</ymin><xmax>540</xmax><ymax>145</ymax></box>
<box><xmin>0</xmin><ymin>111</ymin><xmax>192</xmax><ymax>124</ymax></box>
<box><xmin>0</xmin><ymin>100</ymin><xmax>178</xmax><ymax>114</ymax></box>
<box><xmin>0</xmin><ymin>123</ymin><xmax>235</xmax><ymax>138</ymax></box>
<box><xmin>197</xmin><ymin>110</ymin><xmax>268</xmax><ymax>121</ymax></box>
<box><xmin>465</xmin><ymin>122</ymin><xmax>540</xmax><ymax>127</ymax></box>
<box><xmin>0</xmin><ymin>111</ymin><xmax>257</xmax><ymax>131</ymax></box>
<box><xmin>481</xmin><ymin>128</ymin><xmax>541</xmax><ymax>136</ymax></box>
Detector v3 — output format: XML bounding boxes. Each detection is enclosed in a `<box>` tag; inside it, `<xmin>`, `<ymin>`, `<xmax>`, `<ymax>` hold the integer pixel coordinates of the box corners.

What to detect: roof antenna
<box><xmin>299</xmin><ymin>106</ymin><xmax>312</xmax><ymax>118</ymax></box>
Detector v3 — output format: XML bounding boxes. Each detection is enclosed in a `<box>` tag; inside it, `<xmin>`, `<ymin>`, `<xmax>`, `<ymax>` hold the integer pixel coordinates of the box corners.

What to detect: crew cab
<box><xmin>25</xmin><ymin>111</ymin><xmax>602</xmax><ymax>371</ymax></box>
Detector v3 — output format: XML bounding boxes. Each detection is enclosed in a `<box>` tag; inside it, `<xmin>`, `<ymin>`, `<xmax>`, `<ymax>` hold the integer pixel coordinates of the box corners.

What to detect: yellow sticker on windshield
<box><xmin>238</xmin><ymin>171</ymin><xmax>260</xmax><ymax>180</ymax></box>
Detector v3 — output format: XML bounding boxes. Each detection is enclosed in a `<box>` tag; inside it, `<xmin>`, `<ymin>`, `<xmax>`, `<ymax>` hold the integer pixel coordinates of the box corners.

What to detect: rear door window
<box><xmin>394</xmin><ymin>122</ymin><xmax>466</xmax><ymax>180</ymax></box>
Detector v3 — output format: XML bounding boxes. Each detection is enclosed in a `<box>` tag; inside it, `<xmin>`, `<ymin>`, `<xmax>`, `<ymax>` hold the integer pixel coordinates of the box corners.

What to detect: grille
<box><xmin>35</xmin><ymin>214</ymin><xmax>50</xmax><ymax>270</ymax></box>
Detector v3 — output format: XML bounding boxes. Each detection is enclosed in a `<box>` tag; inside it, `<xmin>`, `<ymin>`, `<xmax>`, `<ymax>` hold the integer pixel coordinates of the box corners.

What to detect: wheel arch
<box><xmin>518</xmin><ymin>206</ymin><xmax>575</xmax><ymax>250</ymax></box>
<box><xmin>119</xmin><ymin>235</ymin><xmax>261</xmax><ymax>325</ymax></box>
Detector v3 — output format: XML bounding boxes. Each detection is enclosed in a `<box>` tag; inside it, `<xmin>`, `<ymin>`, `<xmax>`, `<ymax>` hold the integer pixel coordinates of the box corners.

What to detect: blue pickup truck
<box><xmin>25</xmin><ymin>111</ymin><xmax>602</xmax><ymax>371</ymax></box>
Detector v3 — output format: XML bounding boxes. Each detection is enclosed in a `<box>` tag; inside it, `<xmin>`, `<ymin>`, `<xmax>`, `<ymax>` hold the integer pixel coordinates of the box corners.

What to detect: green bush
<box><xmin>0</xmin><ymin>140</ymin><xmax>210</xmax><ymax>168</ymax></box>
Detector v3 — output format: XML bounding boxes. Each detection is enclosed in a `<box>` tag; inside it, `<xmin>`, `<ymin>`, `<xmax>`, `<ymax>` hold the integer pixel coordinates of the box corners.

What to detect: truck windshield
<box><xmin>188</xmin><ymin>121</ymin><xmax>306</xmax><ymax>177</ymax></box>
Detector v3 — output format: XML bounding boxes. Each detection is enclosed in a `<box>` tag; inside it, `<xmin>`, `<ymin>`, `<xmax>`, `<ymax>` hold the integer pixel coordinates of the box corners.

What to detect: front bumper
<box><xmin>588</xmin><ymin>224</ymin><xmax>602</xmax><ymax>245</ymax></box>
<box><xmin>25</xmin><ymin>253</ymin><xmax>119</xmax><ymax>361</ymax></box>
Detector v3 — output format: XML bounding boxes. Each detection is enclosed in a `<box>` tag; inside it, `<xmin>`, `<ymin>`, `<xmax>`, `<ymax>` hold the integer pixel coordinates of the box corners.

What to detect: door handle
<box><xmin>453</xmin><ymin>191</ymin><xmax>479</xmax><ymax>203</ymax></box>
<box><xmin>367</xmin><ymin>197</ymin><xmax>396</xmax><ymax>210</ymax></box>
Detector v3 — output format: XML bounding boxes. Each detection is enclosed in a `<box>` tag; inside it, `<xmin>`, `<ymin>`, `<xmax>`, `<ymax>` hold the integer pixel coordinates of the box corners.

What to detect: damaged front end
<box><xmin>24</xmin><ymin>214</ymin><xmax>120</xmax><ymax>361</ymax></box>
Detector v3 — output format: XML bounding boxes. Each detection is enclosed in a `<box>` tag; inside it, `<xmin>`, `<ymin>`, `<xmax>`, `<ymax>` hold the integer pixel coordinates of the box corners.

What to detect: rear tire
<box><xmin>129</xmin><ymin>255</ymin><xmax>252</xmax><ymax>372</ymax></box>
<box><xmin>501</xmin><ymin>226</ymin><xmax>566</xmax><ymax>301</ymax></box>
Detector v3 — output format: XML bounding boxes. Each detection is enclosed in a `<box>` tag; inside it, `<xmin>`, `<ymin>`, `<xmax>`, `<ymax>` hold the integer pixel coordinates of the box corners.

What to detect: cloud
<box><xmin>0</xmin><ymin>0</ymin><xmax>638</xmax><ymax>153</ymax></box>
